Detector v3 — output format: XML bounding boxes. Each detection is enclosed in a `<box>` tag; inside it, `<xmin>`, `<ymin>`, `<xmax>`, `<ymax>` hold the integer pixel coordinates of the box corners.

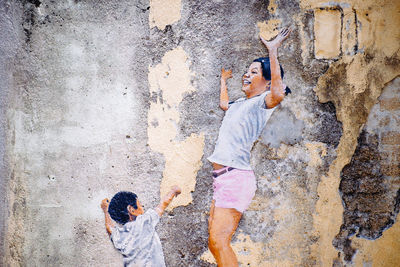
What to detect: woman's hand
<box><xmin>260</xmin><ymin>28</ymin><xmax>292</xmax><ymax>52</ymax></box>
<box><xmin>170</xmin><ymin>185</ymin><xmax>182</xmax><ymax>197</ymax></box>
<box><xmin>221</xmin><ymin>68</ymin><xmax>233</xmax><ymax>81</ymax></box>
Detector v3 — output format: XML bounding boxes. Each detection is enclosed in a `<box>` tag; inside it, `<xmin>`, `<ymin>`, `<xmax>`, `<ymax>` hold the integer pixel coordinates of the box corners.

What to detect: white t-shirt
<box><xmin>111</xmin><ymin>209</ymin><xmax>165</xmax><ymax>267</ymax></box>
<box><xmin>207</xmin><ymin>91</ymin><xmax>276</xmax><ymax>170</ymax></box>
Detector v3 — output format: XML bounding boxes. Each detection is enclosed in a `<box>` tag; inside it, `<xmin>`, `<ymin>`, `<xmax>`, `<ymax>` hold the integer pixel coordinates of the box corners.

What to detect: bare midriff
<box><xmin>212</xmin><ymin>162</ymin><xmax>226</xmax><ymax>170</ymax></box>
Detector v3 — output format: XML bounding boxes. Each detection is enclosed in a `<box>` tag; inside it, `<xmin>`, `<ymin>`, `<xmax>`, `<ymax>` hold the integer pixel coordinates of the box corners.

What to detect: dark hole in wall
<box><xmin>312</xmin><ymin>101</ymin><xmax>343</xmax><ymax>148</ymax></box>
<box><xmin>27</xmin><ymin>0</ymin><xmax>41</xmax><ymax>8</ymax></box>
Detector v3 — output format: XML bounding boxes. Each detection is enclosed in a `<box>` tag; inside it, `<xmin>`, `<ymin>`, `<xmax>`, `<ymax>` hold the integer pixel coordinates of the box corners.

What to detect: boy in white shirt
<box><xmin>101</xmin><ymin>185</ymin><xmax>181</xmax><ymax>267</ymax></box>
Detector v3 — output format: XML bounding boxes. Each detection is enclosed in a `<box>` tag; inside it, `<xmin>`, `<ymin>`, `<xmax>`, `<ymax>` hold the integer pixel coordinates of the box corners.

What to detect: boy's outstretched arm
<box><xmin>219</xmin><ymin>68</ymin><xmax>232</xmax><ymax>111</ymax></box>
<box><xmin>101</xmin><ymin>198</ymin><xmax>114</xmax><ymax>235</ymax></box>
<box><xmin>261</xmin><ymin>28</ymin><xmax>292</xmax><ymax>108</ymax></box>
<box><xmin>155</xmin><ymin>185</ymin><xmax>181</xmax><ymax>217</ymax></box>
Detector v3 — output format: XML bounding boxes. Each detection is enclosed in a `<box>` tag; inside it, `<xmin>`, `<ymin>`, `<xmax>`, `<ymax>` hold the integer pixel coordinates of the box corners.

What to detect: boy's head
<box><xmin>108</xmin><ymin>191</ymin><xmax>144</xmax><ymax>224</ymax></box>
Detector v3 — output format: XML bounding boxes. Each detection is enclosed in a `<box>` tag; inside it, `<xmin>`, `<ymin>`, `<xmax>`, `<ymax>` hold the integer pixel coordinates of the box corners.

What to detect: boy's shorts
<box><xmin>212</xmin><ymin>167</ymin><xmax>257</xmax><ymax>213</ymax></box>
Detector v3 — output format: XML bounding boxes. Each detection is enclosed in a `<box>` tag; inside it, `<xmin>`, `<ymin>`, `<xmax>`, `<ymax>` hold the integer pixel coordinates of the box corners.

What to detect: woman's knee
<box><xmin>209</xmin><ymin>230</ymin><xmax>230</xmax><ymax>251</ymax></box>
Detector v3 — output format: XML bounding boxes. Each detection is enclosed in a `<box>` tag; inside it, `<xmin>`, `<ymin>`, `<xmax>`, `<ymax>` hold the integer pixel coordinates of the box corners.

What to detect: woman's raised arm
<box><xmin>261</xmin><ymin>28</ymin><xmax>291</xmax><ymax>108</ymax></box>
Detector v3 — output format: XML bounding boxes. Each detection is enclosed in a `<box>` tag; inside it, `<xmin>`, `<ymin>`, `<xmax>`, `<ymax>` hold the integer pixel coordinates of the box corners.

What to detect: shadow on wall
<box><xmin>261</xmin><ymin>107</ymin><xmax>304</xmax><ymax>148</ymax></box>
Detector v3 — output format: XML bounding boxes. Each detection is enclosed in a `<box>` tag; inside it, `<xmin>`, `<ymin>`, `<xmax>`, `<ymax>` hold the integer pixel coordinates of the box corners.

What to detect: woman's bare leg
<box><xmin>208</xmin><ymin>201</ymin><xmax>242</xmax><ymax>267</ymax></box>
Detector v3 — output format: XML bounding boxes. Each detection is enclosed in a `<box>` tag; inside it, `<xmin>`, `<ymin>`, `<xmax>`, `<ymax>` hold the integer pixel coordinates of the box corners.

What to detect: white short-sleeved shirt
<box><xmin>111</xmin><ymin>209</ymin><xmax>165</xmax><ymax>267</ymax></box>
<box><xmin>207</xmin><ymin>91</ymin><xmax>276</xmax><ymax>170</ymax></box>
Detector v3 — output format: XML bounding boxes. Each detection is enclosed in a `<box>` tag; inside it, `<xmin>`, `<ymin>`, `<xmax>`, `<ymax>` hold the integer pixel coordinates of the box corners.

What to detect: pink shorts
<box><xmin>212</xmin><ymin>167</ymin><xmax>257</xmax><ymax>213</ymax></box>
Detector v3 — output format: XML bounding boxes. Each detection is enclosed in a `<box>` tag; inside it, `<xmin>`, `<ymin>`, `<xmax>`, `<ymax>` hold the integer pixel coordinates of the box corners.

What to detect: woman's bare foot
<box><xmin>260</xmin><ymin>28</ymin><xmax>292</xmax><ymax>51</ymax></box>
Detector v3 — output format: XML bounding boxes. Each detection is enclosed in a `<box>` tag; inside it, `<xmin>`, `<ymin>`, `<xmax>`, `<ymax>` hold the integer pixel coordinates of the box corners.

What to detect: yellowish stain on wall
<box><xmin>314</xmin><ymin>9</ymin><xmax>341</xmax><ymax>59</ymax></box>
<box><xmin>149</xmin><ymin>0</ymin><xmax>182</xmax><ymax>30</ymax></box>
<box><xmin>305</xmin><ymin>142</ymin><xmax>327</xmax><ymax>167</ymax></box>
<box><xmin>147</xmin><ymin>47</ymin><xmax>204</xmax><ymax>210</ymax></box>
<box><xmin>268</xmin><ymin>0</ymin><xmax>278</xmax><ymax>14</ymax></box>
<box><xmin>299</xmin><ymin>0</ymin><xmax>400</xmax><ymax>266</ymax></box>
<box><xmin>257</xmin><ymin>19</ymin><xmax>281</xmax><ymax>41</ymax></box>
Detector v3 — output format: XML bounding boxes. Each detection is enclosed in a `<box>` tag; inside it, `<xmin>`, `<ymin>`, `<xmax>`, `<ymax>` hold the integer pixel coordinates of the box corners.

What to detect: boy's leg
<box><xmin>208</xmin><ymin>203</ymin><xmax>242</xmax><ymax>267</ymax></box>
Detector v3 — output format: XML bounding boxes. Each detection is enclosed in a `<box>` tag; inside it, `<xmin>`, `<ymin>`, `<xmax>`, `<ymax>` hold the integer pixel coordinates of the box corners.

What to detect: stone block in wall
<box><xmin>314</xmin><ymin>9</ymin><xmax>341</xmax><ymax>59</ymax></box>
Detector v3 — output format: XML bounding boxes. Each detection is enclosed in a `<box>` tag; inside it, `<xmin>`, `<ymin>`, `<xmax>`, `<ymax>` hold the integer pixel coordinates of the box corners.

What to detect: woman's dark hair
<box><xmin>108</xmin><ymin>191</ymin><xmax>138</xmax><ymax>225</ymax></box>
<box><xmin>253</xmin><ymin>57</ymin><xmax>284</xmax><ymax>80</ymax></box>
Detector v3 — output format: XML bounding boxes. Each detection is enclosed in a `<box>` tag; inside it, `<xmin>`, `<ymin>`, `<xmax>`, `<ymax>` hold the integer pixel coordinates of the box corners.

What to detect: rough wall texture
<box><xmin>1</xmin><ymin>0</ymin><xmax>399</xmax><ymax>266</ymax></box>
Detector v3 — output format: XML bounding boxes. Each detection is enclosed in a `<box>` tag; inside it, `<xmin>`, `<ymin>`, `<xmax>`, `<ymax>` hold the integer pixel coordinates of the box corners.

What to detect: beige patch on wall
<box><xmin>149</xmin><ymin>0</ymin><xmax>182</xmax><ymax>30</ymax></box>
<box><xmin>257</xmin><ymin>19</ymin><xmax>281</xmax><ymax>41</ymax></box>
<box><xmin>268</xmin><ymin>0</ymin><xmax>278</xmax><ymax>14</ymax></box>
<box><xmin>147</xmin><ymin>47</ymin><xmax>204</xmax><ymax>210</ymax></box>
<box><xmin>257</xmin><ymin>0</ymin><xmax>281</xmax><ymax>40</ymax></box>
<box><xmin>314</xmin><ymin>9</ymin><xmax>341</xmax><ymax>59</ymax></box>
<box><xmin>305</xmin><ymin>142</ymin><xmax>327</xmax><ymax>167</ymax></box>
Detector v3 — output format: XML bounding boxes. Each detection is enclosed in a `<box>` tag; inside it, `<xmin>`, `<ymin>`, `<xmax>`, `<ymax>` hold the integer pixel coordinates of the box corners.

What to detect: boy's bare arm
<box><xmin>261</xmin><ymin>28</ymin><xmax>292</xmax><ymax>108</ymax></box>
<box><xmin>155</xmin><ymin>186</ymin><xmax>181</xmax><ymax>217</ymax></box>
<box><xmin>219</xmin><ymin>68</ymin><xmax>232</xmax><ymax>111</ymax></box>
<box><xmin>101</xmin><ymin>198</ymin><xmax>114</xmax><ymax>235</ymax></box>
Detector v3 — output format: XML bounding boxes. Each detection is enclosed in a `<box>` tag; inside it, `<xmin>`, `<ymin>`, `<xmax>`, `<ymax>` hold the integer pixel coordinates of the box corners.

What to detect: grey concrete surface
<box><xmin>1</xmin><ymin>0</ymin><xmax>399</xmax><ymax>266</ymax></box>
<box><xmin>0</xmin><ymin>1</ymin><xmax>22</xmax><ymax>264</ymax></box>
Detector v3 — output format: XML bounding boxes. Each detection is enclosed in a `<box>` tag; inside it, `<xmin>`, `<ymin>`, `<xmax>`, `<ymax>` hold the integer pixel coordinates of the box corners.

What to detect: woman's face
<box><xmin>242</xmin><ymin>62</ymin><xmax>268</xmax><ymax>94</ymax></box>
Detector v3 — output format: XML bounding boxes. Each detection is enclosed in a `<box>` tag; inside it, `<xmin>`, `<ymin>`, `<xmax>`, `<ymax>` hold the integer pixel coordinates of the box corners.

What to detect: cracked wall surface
<box><xmin>1</xmin><ymin>0</ymin><xmax>399</xmax><ymax>266</ymax></box>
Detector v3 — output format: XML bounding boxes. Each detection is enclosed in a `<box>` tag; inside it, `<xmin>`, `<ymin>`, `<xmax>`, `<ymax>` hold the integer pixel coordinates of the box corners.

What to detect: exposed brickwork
<box><xmin>335</xmin><ymin>131</ymin><xmax>400</xmax><ymax>261</ymax></box>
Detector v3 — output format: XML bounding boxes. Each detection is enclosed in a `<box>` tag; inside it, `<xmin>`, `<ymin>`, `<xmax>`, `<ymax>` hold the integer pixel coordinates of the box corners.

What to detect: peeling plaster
<box><xmin>147</xmin><ymin>47</ymin><xmax>204</xmax><ymax>210</ymax></box>
<box><xmin>149</xmin><ymin>0</ymin><xmax>181</xmax><ymax>30</ymax></box>
<box><xmin>299</xmin><ymin>0</ymin><xmax>400</xmax><ymax>265</ymax></box>
<box><xmin>257</xmin><ymin>19</ymin><xmax>282</xmax><ymax>41</ymax></box>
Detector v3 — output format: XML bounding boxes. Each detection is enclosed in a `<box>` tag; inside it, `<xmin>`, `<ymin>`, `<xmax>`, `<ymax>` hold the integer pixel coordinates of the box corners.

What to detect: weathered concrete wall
<box><xmin>1</xmin><ymin>0</ymin><xmax>399</xmax><ymax>266</ymax></box>
<box><xmin>0</xmin><ymin>1</ymin><xmax>22</xmax><ymax>265</ymax></box>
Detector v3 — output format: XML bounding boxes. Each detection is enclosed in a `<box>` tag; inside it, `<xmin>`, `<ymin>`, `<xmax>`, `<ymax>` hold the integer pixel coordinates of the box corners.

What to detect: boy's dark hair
<box><xmin>108</xmin><ymin>191</ymin><xmax>138</xmax><ymax>225</ymax></box>
<box><xmin>253</xmin><ymin>57</ymin><xmax>284</xmax><ymax>81</ymax></box>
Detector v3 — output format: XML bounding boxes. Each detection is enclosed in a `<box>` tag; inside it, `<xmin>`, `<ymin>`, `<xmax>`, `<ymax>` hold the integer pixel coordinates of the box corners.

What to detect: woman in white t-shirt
<box><xmin>207</xmin><ymin>28</ymin><xmax>292</xmax><ymax>267</ymax></box>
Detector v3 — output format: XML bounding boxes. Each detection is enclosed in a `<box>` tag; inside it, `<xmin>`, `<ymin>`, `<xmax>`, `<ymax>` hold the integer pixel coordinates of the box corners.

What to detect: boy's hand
<box><xmin>221</xmin><ymin>68</ymin><xmax>233</xmax><ymax>81</ymax></box>
<box><xmin>170</xmin><ymin>185</ymin><xmax>181</xmax><ymax>197</ymax></box>
<box><xmin>101</xmin><ymin>198</ymin><xmax>110</xmax><ymax>212</ymax></box>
